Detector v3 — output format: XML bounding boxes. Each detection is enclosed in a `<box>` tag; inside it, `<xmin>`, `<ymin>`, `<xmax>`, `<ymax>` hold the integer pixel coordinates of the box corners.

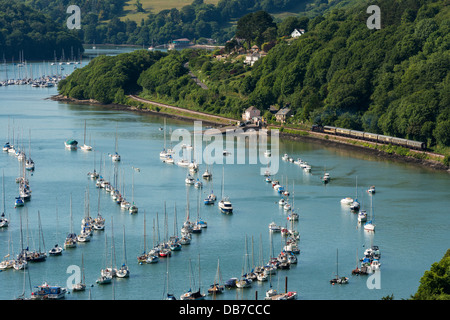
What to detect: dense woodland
<box><xmin>412</xmin><ymin>249</ymin><xmax>450</xmax><ymax>300</ymax></box>
<box><xmin>58</xmin><ymin>0</ymin><xmax>449</xmax><ymax>152</ymax></box>
<box><xmin>21</xmin><ymin>0</ymin><xmax>306</xmax><ymax>46</ymax></box>
<box><xmin>0</xmin><ymin>0</ymin><xmax>84</xmax><ymax>61</ymax></box>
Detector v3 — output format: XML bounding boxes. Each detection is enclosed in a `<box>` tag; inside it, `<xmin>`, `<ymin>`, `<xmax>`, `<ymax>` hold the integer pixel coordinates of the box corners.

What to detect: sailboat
<box><xmin>72</xmin><ymin>253</ymin><xmax>86</xmax><ymax>291</ymax></box>
<box><xmin>92</xmin><ymin>188</ymin><xmax>105</xmax><ymax>231</ymax></box>
<box><xmin>218</xmin><ymin>166</ymin><xmax>233</xmax><ymax>214</ymax></box>
<box><xmin>0</xmin><ymin>171</ymin><xmax>9</xmax><ymax>228</ymax></box>
<box><xmin>236</xmin><ymin>235</ymin><xmax>253</xmax><ymax>288</ymax></box>
<box><xmin>28</xmin><ymin>211</ymin><xmax>47</xmax><ymax>263</ymax></box>
<box><xmin>49</xmin><ymin>201</ymin><xmax>63</xmax><ymax>256</ymax></box>
<box><xmin>208</xmin><ymin>258</ymin><xmax>224</xmax><ymax>295</ymax></box>
<box><xmin>128</xmin><ymin>170</ymin><xmax>138</xmax><ymax>214</ymax></box>
<box><xmin>164</xmin><ymin>253</ymin><xmax>176</xmax><ymax>300</ymax></box>
<box><xmin>80</xmin><ymin>120</ymin><xmax>92</xmax><ymax>151</ymax></box>
<box><xmin>87</xmin><ymin>149</ymin><xmax>99</xmax><ymax>179</ymax></box>
<box><xmin>25</xmin><ymin>130</ymin><xmax>35</xmax><ymax>171</ymax></box>
<box><xmin>160</xmin><ymin>118</ymin><xmax>174</xmax><ymax>160</ymax></box>
<box><xmin>330</xmin><ymin>249</ymin><xmax>348</xmax><ymax>284</ymax></box>
<box><xmin>116</xmin><ymin>225</ymin><xmax>130</xmax><ymax>278</ymax></box>
<box><xmin>350</xmin><ymin>177</ymin><xmax>360</xmax><ymax>212</ymax></box>
<box><xmin>97</xmin><ymin>232</ymin><xmax>113</xmax><ymax>285</ymax></box>
<box><xmin>180</xmin><ymin>255</ymin><xmax>205</xmax><ymax>300</ymax></box>
<box><xmin>111</xmin><ymin>125</ymin><xmax>120</xmax><ymax>161</ymax></box>
<box><xmin>364</xmin><ymin>196</ymin><xmax>376</xmax><ymax>232</ymax></box>
<box><xmin>64</xmin><ymin>195</ymin><xmax>77</xmax><ymax>249</ymax></box>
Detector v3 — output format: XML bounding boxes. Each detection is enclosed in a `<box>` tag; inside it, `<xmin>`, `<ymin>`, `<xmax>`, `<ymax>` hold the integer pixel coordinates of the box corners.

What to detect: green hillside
<box><xmin>58</xmin><ymin>0</ymin><xmax>450</xmax><ymax>153</ymax></box>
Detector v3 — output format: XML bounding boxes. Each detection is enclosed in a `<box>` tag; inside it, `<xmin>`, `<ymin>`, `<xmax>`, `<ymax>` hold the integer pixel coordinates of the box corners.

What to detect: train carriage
<box><xmin>391</xmin><ymin>137</ymin><xmax>408</xmax><ymax>147</ymax></box>
<box><xmin>350</xmin><ymin>130</ymin><xmax>364</xmax><ymax>139</ymax></box>
<box><xmin>377</xmin><ymin>135</ymin><xmax>392</xmax><ymax>144</ymax></box>
<box><xmin>336</xmin><ymin>127</ymin><xmax>351</xmax><ymax>136</ymax></box>
<box><xmin>323</xmin><ymin>126</ymin><xmax>336</xmax><ymax>134</ymax></box>
<box><xmin>363</xmin><ymin>132</ymin><xmax>378</xmax><ymax>141</ymax></box>
<box><xmin>309</xmin><ymin>124</ymin><xmax>426</xmax><ymax>151</ymax></box>
<box><xmin>406</xmin><ymin>140</ymin><xmax>426</xmax><ymax>150</ymax></box>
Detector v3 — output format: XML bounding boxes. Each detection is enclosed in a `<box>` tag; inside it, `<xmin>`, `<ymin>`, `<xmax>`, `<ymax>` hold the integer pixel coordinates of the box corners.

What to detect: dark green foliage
<box><xmin>0</xmin><ymin>0</ymin><xmax>84</xmax><ymax>60</ymax></box>
<box><xmin>58</xmin><ymin>50</ymin><xmax>165</xmax><ymax>104</ymax></box>
<box><xmin>59</xmin><ymin>0</ymin><xmax>449</xmax><ymax>149</ymax></box>
<box><xmin>412</xmin><ymin>249</ymin><xmax>450</xmax><ymax>300</ymax></box>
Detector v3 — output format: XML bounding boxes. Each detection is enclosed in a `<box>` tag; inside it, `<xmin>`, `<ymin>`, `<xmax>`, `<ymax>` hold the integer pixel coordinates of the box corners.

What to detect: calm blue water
<box><xmin>0</xmin><ymin>52</ymin><xmax>449</xmax><ymax>301</ymax></box>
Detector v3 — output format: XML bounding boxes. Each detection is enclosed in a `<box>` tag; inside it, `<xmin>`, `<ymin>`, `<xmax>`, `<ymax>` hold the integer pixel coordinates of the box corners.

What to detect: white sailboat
<box><xmin>0</xmin><ymin>171</ymin><xmax>9</xmax><ymax>228</ymax></box>
<box><xmin>208</xmin><ymin>258</ymin><xmax>224</xmax><ymax>294</ymax></box>
<box><xmin>111</xmin><ymin>126</ymin><xmax>120</xmax><ymax>161</ymax></box>
<box><xmin>159</xmin><ymin>118</ymin><xmax>174</xmax><ymax>159</ymax></box>
<box><xmin>80</xmin><ymin>120</ymin><xmax>92</xmax><ymax>151</ymax></box>
<box><xmin>116</xmin><ymin>225</ymin><xmax>130</xmax><ymax>278</ymax></box>
<box><xmin>330</xmin><ymin>249</ymin><xmax>348</xmax><ymax>285</ymax></box>
<box><xmin>180</xmin><ymin>255</ymin><xmax>205</xmax><ymax>300</ymax></box>
<box><xmin>218</xmin><ymin>166</ymin><xmax>233</xmax><ymax>214</ymax></box>
<box><xmin>64</xmin><ymin>195</ymin><xmax>77</xmax><ymax>249</ymax></box>
<box><xmin>25</xmin><ymin>130</ymin><xmax>35</xmax><ymax>171</ymax></box>
<box><xmin>364</xmin><ymin>196</ymin><xmax>376</xmax><ymax>232</ymax></box>
<box><xmin>49</xmin><ymin>200</ymin><xmax>63</xmax><ymax>256</ymax></box>
<box><xmin>350</xmin><ymin>177</ymin><xmax>360</xmax><ymax>212</ymax></box>
<box><xmin>72</xmin><ymin>253</ymin><xmax>86</xmax><ymax>291</ymax></box>
<box><xmin>129</xmin><ymin>170</ymin><xmax>138</xmax><ymax>214</ymax></box>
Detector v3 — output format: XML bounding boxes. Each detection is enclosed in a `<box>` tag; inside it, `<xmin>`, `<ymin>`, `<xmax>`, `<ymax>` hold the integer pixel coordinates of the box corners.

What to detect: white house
<box><xmin>242</xmin><ymin>106</ymin><xmax>261</xmax><ymax>122</ymax></box>
<box><xmin>244</xmin><ymin>52</ymin><xmax>261</xmax><ymax>66</ymax></box>
<box><xmin>291</xmin><ymin>29</ymin><xmax>305</xmax><ymax>38</ymax></box>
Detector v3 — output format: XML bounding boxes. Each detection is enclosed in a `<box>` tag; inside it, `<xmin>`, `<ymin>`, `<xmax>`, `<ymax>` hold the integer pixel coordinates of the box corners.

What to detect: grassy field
<box><xmin>121</xmin><ymin>0</ymin><xmax>220</xmax><ymax>22</ymax></box>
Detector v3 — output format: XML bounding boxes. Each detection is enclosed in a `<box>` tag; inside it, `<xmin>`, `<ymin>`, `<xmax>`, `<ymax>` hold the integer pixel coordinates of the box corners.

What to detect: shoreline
<box><xmin>50</xmin><ymin>94</ymin><xmax>449</xmax><ymax>172</ymax></box>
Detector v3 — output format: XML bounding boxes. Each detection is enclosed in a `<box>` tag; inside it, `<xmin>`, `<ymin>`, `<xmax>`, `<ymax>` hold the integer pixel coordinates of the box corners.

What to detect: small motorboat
<box><xmin>268</xmin><ymin>222</ymin><xmax>281</xmax><ymax>232</ymax></box>
<box><xmin>96</xmin><ymin>274</ymin><xmax>112</xmax><ymax>285</ymax></box>
<box><xmin>330</xmin><ymin>276</ymin><xmax>349</xmax><ymax>285</ymax></box>
<box><xmin>31</xmin><ymin>283</ymin><xmax>67</xmax><ymax>299</ymax></box>
<box><xmin>185</xmin><ymin>174</ymin><xmax>195</xmax><ymax>185</ymax></box>
<box><xmin>358</xmin><ymin>210</ymin><xmax>367</xmax><ymax>222</ymax></box>
<box><xmin>218</xmin><ymin>198</ymin><xmax>233</xmax><ymax>214</ymax></box>
<box><xmin>322</xmin><ymin>173</ymin><xmax>330</xmax><ymax>184</ymax></box>
<box><xmin>15</xmin><ymin>197</ymin><xmax>24</xmax><ymax>208</ymax></box>
<box><xmin>202</xmin><ymin>169</ymin><xmax>212</xmax><ymax>179</ymax></box>
<box><xmin>64</xmin><ymin>139</ymin><xmax>78</xmax><ymax>150</ymax></box>
<box><xmin>194</xmin><ymin>179</ymin><xmax>203</xmax><ymax>188</ymax></box>
<box><xmin>368</xmin><ymin>186</ymin><xmax>376</xmax><ymax>194</ymax></box>
<box><xmin>204</xmin><ymin>192</ymin><xmax>216</xmax><ymax>205</ymax></box>
<box><xmin>48</xmin><ymin>244</ymin><xmax>63</xmax><ymax>256</ymax></box>
<box><xmin>340</xmin><ymin>197</ymin><xmax>353</xmax><ymax>205</ymax></box>
<box><xmin>111</xmin><ymin>152</ymin><xmax>121</xmax><ymax>162</ymax></box>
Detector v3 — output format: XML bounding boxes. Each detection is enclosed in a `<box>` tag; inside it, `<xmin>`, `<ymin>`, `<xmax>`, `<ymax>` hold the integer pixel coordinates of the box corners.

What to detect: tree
<box><xmin>412</xmin><ymin>249</ymin><xmax>450</xmax><ymax>300</ymax></box>
<box><xmin>235</xmin><ymin>11</ymin><xmax>276</xmax><ymax>49</ymax></box>
<box><xmin>135</xmin><ymin>0</ymin><xmax>145</xmax><ymax>13</ymax></box>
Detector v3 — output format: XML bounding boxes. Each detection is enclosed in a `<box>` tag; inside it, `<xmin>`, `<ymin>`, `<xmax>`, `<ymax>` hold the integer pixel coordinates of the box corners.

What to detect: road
<box><xmin>128</xmin><ymin>95</ymin><xmax>237</xmax><ymax>125</ymax></box>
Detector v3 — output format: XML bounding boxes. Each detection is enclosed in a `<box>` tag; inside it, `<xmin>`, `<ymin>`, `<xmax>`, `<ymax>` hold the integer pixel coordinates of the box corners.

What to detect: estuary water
<box><xmin>0</xmin><ymin>52</ymin><xmax>449</xmax><ymax>301</ymax></box>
